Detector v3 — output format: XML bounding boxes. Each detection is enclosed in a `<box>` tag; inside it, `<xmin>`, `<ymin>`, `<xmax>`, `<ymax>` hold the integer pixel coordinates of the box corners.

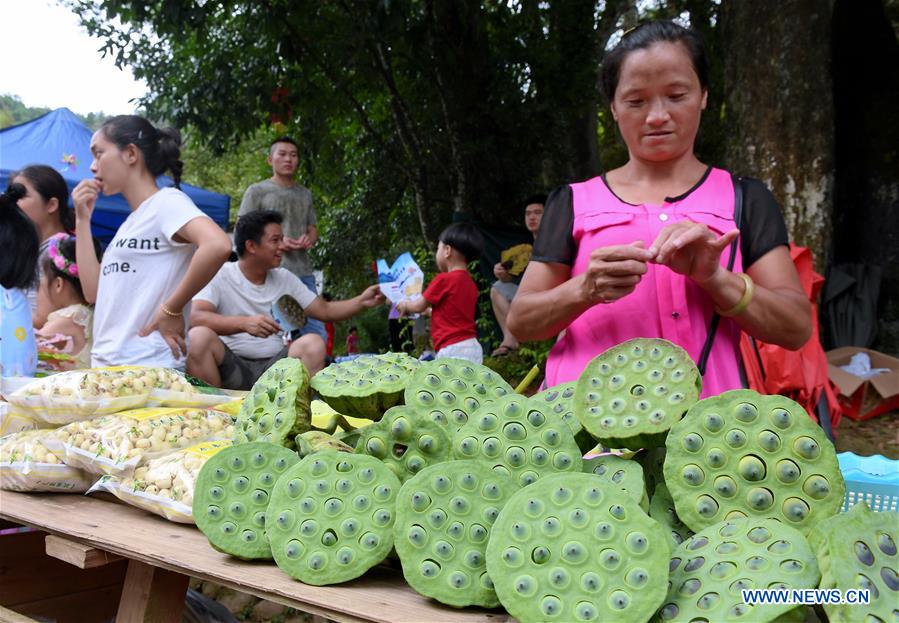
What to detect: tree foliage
<box><xmin>65</xmin><ymin>1</ymin><xmax>637</xmax><ymax>249</ymax></box>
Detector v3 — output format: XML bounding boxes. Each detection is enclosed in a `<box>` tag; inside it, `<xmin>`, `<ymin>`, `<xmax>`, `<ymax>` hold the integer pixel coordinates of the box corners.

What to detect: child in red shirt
<box><xmin>396</xmin><ymin>223</ymin><xmax>484</xmax><ymax>363</ymax></box>
<box><xmin>346</xmin><ymin>325</ymin><xmax>359</xmax><ymax>354</ymax></box>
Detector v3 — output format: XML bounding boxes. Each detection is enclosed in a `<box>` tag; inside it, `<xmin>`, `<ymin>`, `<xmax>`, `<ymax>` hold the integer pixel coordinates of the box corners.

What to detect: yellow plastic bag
<box><xmin>0</xmin><ymin>429</ymin><xmax>94</xmax><ymax>492</ymax></box>
<box><xmin>89</xmin><ymin>440</ymin><xmax>231</xmax><ymax>523</ymax></box>
<box><xmin>43</xmin><ymin>407</ymin><xmax>235</xmax><ymax>477</ymax></box>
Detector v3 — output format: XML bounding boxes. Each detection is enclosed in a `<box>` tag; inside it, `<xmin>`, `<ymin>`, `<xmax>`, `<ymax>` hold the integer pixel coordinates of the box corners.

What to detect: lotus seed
<box><xmin>878</xmin><ymin>533</ymin><xmax>897</xmax><ymax>556</ymax></box>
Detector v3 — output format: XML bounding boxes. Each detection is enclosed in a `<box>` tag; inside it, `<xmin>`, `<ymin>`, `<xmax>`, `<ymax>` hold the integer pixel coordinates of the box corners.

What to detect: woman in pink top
<box><xmin>507</xmin><ymin>21</ymin><xmax>811</xmax><ymax>397</ymax></box>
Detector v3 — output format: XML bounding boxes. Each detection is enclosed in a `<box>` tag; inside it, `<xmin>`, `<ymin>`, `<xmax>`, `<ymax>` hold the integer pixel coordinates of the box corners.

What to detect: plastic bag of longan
<box><xmin>7</xmin><ymin>367</ymin><xmax>173</xmax><ymax>424</ymax></box>
<box><xmin>89</xmin><ymin>439</ymin><xmax>231</xmax><ymax>523</ymax></box>
<box><xmin>0</xmin><ymin>429</ymin><xmax>94</xmax><ymax>492</ymax></box>
<box><xmin>43</xmin><ymin>407</ymin><xmax>235</xmax><ymax>477</ymax></box>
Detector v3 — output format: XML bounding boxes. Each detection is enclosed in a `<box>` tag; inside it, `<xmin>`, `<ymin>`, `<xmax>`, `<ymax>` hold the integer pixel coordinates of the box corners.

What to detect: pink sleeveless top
<box><xmin>544</xmin><ymin>167</ymin><xmax>744</xmax><ymax>397</ymax></box>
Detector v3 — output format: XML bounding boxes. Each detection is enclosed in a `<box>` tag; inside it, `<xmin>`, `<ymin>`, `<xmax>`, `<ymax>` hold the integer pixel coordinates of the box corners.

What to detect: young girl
<box><xmin>397</xmin><ymin>223</ymin><xmax>485</xmax><ymax>364</ymax></box>
<box><xmin>0</xmin><ymin>184</ymin><xmax>40</xmax><ymax>377</ymax></box>
<box><xmin>34</xmin><ymin>233</ymin><xmax>99</xmax><ymax>370</ymax></box>
<box><xmin>11</xmin><ymin>165</ymin><xmax>74</xmax><ymax>319</ymax></box>
<box><xmin>72</xmin><ymin>115</ymin><xmax>232</xmax><ymax>369</ymax></box>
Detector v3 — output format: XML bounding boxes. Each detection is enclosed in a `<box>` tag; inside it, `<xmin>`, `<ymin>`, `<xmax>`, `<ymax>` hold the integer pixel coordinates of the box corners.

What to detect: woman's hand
<box><xmin>140</xmin><ymin>307</ymin><xmax>187</xmax><ymax>359</ymax></box>
<box><xmin>72</xmin><ymin>179</ymin><xmax>101</xmax><ymax>223</ymax></box>
<box><xmin>580</xmin><ymin>241</ymin><xmax>652</xmax><ymax>304</ymax></box>
<box><xmin>650</xmin><ymin>221</ymin><xmax>739</xmax><ymax>285</ymax></box>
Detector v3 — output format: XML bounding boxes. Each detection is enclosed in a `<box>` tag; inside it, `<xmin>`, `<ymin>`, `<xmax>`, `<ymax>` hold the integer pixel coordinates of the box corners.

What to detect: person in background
<box><xmin>508</xmin><ymin>21</ymin><xmax>811</xmax><ymax>396</ymax></box>
<box><xmin>346</xmin><ymin>325</ymin><xmax>359</xmax><ymax>355</ymax></box>
<box><xmin>0</xmin><ymin>184</ymin><xmax>39</xmax><ymax>376</ymax></box>
<box><xmin>72</xmin><ymin>115</ymin><xmax>233</xmax><ymax>369</ymax></box>
<box><xmin>388</xmin><ymin>302</ymin><xmax>413</xmax><ymax>353</ymax></box>
<box><xmin>396</xmin><ymin>223</ymin><xmax>485</xmax><ymax>364</ymax></box>
<box><xmin>187</xmin><ymin>210</ymin><xmax>383</xmax><ymax>389</ymax></box>
<box><xmin>490</xmin><ymin>194</ymin><xmax>546</xmax><ymax>356</ymax></box>
<box><xmin>321</xmin><ymin>292</ymin><xmax>336</xmax><ymax>362</ymax></box>
<box><xmin>12</xmin><ymin>165</ymin><xmax>74</xmax><ymax>321</ymax></box>
<box><xmin>33</xmin><ymin>233</ymin><xmax>102</xmax><ymax>370</ymax></box>
<box><xmin>237</xmin><ymin>136</ymin><xmax>328</xmax><ymax>350</ymax></box>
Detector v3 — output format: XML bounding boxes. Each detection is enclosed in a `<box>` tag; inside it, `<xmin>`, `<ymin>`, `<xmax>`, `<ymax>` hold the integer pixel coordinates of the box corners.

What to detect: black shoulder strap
<box><xmin>697</xmin><ymin>176</ymin><xmax>744</xmax><ymax>376</ymax></box>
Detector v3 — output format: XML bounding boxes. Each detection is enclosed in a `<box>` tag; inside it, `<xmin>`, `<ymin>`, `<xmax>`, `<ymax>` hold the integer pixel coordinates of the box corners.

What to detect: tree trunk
<box><xmin>721</xmin><ymin>0</ymin><xmax>834</xmax><ymax>271</ymax></box>
<box><xmin>832</xmin><ymin>0</ymin><xmax>899</xmax><ymax>352</ymax></box>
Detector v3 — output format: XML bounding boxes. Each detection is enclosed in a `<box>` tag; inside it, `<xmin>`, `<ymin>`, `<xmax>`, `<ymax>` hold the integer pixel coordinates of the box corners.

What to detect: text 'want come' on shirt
<box><xmin>91</xmin><ymin>187</ymin><xmax>207</xmax><ymax>369</ymax></box>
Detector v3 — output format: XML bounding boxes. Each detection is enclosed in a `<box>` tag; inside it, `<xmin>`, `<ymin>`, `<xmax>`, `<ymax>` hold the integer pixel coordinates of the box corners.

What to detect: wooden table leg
<box><xmin>115</xmin><ymin>560</ymin><xmax>189</xmax><ymax>623</ymax></box>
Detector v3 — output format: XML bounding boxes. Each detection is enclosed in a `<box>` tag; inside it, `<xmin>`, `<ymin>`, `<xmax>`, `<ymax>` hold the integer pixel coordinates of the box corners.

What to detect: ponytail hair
<box><xmin>13</xmin><ymin>164</ymin><xmax>74</xmax><ymax>232</ymax></box>
<box><xmin>100</xmin><ymin>115</ymin><xmax>184</xmax><ymax>188</ymax></box>
<box><xmin>0</xmin><ymin>183</ymin><xmax>40</xmax><ymax>290</ymax></box>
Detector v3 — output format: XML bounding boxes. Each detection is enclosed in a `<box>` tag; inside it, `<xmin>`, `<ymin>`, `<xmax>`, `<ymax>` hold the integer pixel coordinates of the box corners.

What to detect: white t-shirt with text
<box><xmin>91</xmin><ymin>187</ymin><xmax>206</xmax><ymax>368</ymax></box>
<box><xmin>193</xmin><ymin>261</ymin><xmax>317</xmax><ymax>359</ymax></box>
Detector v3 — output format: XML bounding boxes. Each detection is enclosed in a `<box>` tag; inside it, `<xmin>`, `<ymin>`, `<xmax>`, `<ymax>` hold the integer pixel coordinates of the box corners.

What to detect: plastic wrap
<box><xmin>44</xmin><ymin>407</ymin><xmax>235</xmax><ymax>476</ymax></box>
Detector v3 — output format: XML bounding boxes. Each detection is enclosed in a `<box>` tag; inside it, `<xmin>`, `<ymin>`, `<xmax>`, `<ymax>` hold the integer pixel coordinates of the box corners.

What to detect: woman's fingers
<box><xmin>590</xmin><ymin>242</ymin><xmax>653</xmax><ymax>263</ymax></box>
<box><xmin>654</xmin><ymin>223</ymin><xmax>708</xmax><ymax>263</ymax></box>
<box><xmin>595</xmin><ymin>258</ymin><xmax>649</xmax><ymax>277</ymax></box>
<box><xmin>712</xmin><ymin>228</ymin><xmax>740</xmax><ymax>250</ymax></box>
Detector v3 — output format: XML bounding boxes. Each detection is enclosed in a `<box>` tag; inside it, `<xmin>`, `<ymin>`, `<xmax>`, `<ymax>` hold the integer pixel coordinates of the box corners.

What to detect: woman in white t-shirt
<box><xmin>72</xmin><ymin>116</ymin><xmax>232</xmax><ymax>369</ymax></box>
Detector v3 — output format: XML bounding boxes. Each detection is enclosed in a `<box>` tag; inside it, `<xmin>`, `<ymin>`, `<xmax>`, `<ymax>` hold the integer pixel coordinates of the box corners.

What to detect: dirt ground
<box><xmin>831</xmin><ymin>409</ymin><xmax>899</xmax><ymax>459</ymax></box>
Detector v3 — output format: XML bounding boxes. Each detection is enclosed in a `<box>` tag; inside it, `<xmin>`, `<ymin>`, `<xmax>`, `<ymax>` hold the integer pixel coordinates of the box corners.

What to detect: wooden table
<box><xmin>0</xmin><ymin>491</ymin><xmax>513</xmax><ymax>623</ymax></box>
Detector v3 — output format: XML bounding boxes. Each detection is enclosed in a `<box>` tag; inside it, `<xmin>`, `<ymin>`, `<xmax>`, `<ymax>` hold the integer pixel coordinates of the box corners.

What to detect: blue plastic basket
<box><xmin>837</xmin><ymin>452</ymin><xmax>899</xmax><ymax>513</ymax></box>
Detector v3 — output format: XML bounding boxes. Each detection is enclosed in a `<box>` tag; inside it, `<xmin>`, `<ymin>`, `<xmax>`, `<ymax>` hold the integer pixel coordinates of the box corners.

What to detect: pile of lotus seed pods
<box><xmin>310</xmin><ymin>353</ymin><xmax>421</xmax><ymax>418</ymax></box>
<box><xmin>185</xmin><ymin>344</ymin><xmax>897</xmax><ymax>622</ymax></box>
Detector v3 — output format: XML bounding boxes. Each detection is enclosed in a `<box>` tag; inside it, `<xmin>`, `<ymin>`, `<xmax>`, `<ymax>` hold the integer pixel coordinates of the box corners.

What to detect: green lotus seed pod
<box><xmin>355</xmin><ymin>406</ymin><xmax>451</xmax><ymax>482</ymax></box>
<box><xmin>234</xmin><ymin>358</ymin><xmax>312</xmax><ymax>447</ymax></box>
<box><xmin>664</xmin><ymin>390</ymin><xmax>844</xmax><ymax>535</ymax></box>
<box><xmin>657</xmin><ymin>517</ymin><xmax>820</xmax><ymax>622</ymax></box>
<box><xmin>649</xmin><ymin>483</ymin><xmax>694</xmax><ymax>549</ymax></box>
<box><xmin>575</xmin><ymin>338</ymin><xmax>701</xmax><ymax>450</ymax></box>
<box><xmin>808</xmin><ymin>502</ymin><xmax>899</xmax><ymax>623</ymax></box>
<box><xmin>295</xmin><ymin>430</ymin><xmax>354</xmax><ymax>458</ymax></box>
<box><xmin>487</xmin><ymin>474</ymin><xmax>670</xmax><ymax>623</ymax></box>
<box><xmin>403</xmin><ymin>359</ymin><xmax>513</xmax><ymax>431</ymax></box>
<box><xmin>193</xmin><ymin>442</ymin><xmax>299</xmax><ymax>559</ymax></box>
<box><xmin>334</xmin><ymin>423</ymin><xmax>375</xmax><ymax>451</ymax></box>
<box><xmin>638</xmin><ymin>447</ymin><xmax>667</xmax><ymax>497</ymax></box>
<box><xmin>266</xmin><ymin>452</ymin><xmax>400</xmax><ymax>585</ymax></box>
<box><xmin>583</xmin><ymin>455</ymin><xmax>649</xmax><ymax>511</ymax></box>
<box><xmin>394</xmin><ymin>460</ymin><xmax>519</xmax><ymax>607</ymax></box>
<box><xmin>532</xmin><ymin>382</ymin><xmax>599</xmax><ymax>453</ymax></box>
<box><xmin>452</xmin><ymin>394</ymin><xmax>582</xmax><ymax>487</ymax></box>
<box><xmin>310</xmin><ymin>353</ymin><xmax>420</xmax><ymax>419</ymax></box>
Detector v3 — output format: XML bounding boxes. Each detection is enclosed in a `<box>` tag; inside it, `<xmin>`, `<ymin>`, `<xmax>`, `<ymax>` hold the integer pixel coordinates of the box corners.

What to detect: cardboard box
<box><xmin>826</xmin><ymin>347</ymin><xmax>899</xmax><ymax>421</ymax></box>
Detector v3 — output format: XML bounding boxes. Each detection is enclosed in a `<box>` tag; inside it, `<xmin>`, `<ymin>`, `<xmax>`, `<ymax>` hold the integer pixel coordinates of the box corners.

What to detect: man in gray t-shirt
<box><xmin>238</xmin><ymin>136</ymin><xmax>326</xmax><ymax>341</ymax></box>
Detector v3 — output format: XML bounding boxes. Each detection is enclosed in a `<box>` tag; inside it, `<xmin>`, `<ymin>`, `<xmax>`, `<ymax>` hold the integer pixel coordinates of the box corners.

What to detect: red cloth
<box><xmin>739</xmin><ymin>244</ymin><xmax>842</xmax><ymax>428</ymax></box>
<box><xmin>423</xmin><ymin>270</ymin><xmax>479</xmax><ymax>351</ymax></box>
<box><xmin>325</xmin><ymin>322</ymin><xmax>335</xmax><ymax>356</ymax></box>
<box><xmin>346</xmin><ymin>332</ymin><xmax>359</xmax><ymax>354</ymax></box>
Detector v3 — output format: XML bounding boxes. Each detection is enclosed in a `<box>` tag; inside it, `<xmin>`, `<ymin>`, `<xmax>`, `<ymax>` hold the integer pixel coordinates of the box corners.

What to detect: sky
<box><xmin>0</xmin><ymin>0</ymin><xmax>147</xmax><ymax>115</ymax></box>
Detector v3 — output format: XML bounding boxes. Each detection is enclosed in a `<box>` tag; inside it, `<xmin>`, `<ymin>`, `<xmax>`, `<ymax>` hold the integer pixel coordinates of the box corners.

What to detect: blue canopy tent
<box><xmin>0</xmin><ymin>108</ymin><xmax>230</xmax><ymax>243</ymax></box>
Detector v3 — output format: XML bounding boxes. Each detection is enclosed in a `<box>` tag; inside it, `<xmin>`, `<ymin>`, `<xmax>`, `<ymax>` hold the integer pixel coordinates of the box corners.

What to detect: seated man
<box><xmin>490</xmin><ymin>194</ymin><xmax>545</xmax><ymax>356</ymax></box>
<box><xmin>187</xmin><ymin>210</ymin><xmax>383</xmax><ymax>389</ymax></box>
